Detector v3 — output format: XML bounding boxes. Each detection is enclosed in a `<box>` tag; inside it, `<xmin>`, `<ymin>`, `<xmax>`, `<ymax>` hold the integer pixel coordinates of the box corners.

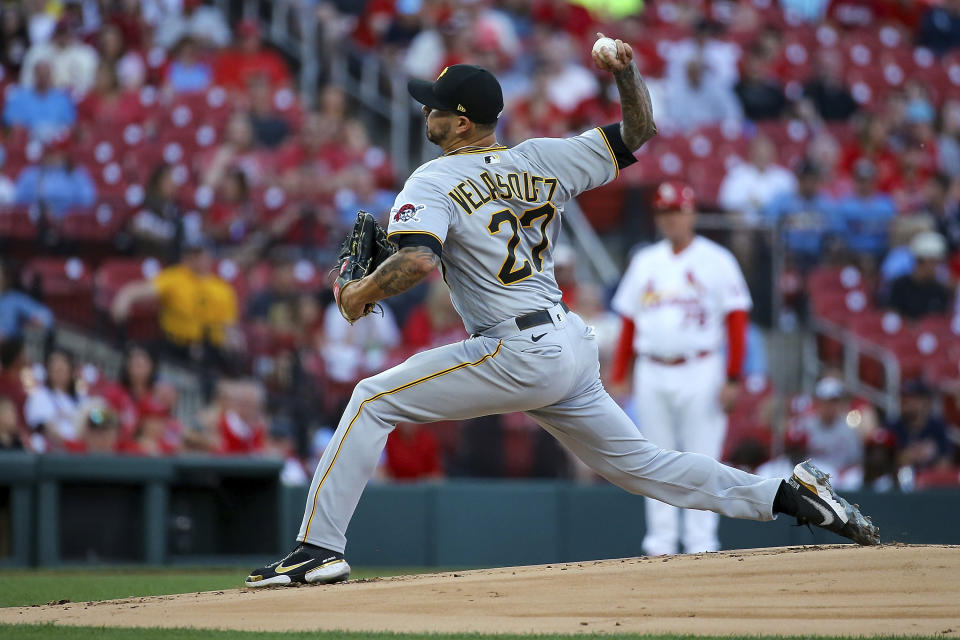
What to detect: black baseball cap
<box><xmin>408</xmin><ymin>64</ymin><xmax>503</xmax><ymax>125</ymax></box>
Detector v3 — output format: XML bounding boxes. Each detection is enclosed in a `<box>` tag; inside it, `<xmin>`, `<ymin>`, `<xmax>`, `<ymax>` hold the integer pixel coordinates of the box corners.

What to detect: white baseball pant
<box><xmin>298</xmin><ymin>305</ymin><xmax>779</xmax><ymax>553</ymax></box>
<box><xmin>635</xmin><ymin>353</ymin><xmax>728</xmax><ymax>555</ymax></box>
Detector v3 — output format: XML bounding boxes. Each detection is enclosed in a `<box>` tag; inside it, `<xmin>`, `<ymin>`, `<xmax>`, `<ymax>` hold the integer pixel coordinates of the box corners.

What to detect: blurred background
<box><xmin>0</xmin><ymin>0</ymin><xmax>959</xmax><ymax>569</ymax></box>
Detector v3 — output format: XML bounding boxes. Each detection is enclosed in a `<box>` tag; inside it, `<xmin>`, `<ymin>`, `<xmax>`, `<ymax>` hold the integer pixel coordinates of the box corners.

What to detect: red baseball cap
<box><xmin>652</xmin><ymin>181</ymin><xmax>696</xmax><ymax>213</ymax></box>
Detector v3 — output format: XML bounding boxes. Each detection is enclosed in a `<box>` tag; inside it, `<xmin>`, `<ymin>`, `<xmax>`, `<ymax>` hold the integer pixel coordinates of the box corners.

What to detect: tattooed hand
<box><xmin>339</xmin><ymin>246</ymin><xmax>440</xmax><ymax>322</ymax></box>
<box><xmin>591</xmin><ymin>32</ymin><xmax>657</xmax><ymax>152</ymax></box>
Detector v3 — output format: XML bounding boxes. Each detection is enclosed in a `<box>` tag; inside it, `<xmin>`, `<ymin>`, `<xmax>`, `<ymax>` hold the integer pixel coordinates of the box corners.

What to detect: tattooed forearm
<box><xmin>613</xmin><ymin>61</ymin><xmax>657</xmax><ymax>151</ymax></box>
<box><xmin>371</xmin><ymin>246</ymin><xmax>440</xmax><ymax>298</ymax></box>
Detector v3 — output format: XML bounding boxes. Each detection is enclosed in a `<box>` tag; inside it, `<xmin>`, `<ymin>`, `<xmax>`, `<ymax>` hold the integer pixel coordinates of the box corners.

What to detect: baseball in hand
<box><xmin>592</xmin><ymin>37</ymin><xmax>618</xmax><ymax>62</ymax></box>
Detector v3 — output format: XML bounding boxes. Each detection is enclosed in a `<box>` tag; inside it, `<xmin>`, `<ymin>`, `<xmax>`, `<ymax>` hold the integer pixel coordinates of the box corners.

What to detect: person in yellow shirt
<box><xmin>111</xmin><ymin>240</ymin><xmax>238</xmax><ymax>364</ymax></box>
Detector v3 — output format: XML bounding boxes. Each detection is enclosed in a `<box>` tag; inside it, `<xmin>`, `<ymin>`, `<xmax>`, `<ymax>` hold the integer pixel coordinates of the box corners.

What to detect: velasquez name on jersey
<box><xmin>447</xmin><ymin>170</ymin><xmax>560</xmax><ymax>215</ymax></box>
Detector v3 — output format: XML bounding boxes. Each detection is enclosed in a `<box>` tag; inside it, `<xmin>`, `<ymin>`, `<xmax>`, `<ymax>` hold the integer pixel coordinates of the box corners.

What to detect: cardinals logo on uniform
<box><xmin>392</xmin><ymin>203</ymin><xmax>424</xmax><ymax>223</ymax></box>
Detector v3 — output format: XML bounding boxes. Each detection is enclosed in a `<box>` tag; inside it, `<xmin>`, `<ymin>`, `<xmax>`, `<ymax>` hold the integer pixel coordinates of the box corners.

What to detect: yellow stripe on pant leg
<box><xmin>302</xmin><ymin>340</ymin><xmax>504</xmax><ymax>540</ymax></box>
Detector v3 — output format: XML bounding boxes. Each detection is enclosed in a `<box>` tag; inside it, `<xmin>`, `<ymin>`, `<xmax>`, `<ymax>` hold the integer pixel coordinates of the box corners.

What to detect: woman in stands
<box><xmin>24</xmin><ymin>347</ymin><xmax>85</xmax><ymax>452</ymax></box>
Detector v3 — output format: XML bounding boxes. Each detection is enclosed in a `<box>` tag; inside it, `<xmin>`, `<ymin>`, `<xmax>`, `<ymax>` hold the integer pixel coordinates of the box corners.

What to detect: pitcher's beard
<box><xmin>425</xmin><ymin>121</ymin><xmax>451</xmax><ymax>146</ymax></box>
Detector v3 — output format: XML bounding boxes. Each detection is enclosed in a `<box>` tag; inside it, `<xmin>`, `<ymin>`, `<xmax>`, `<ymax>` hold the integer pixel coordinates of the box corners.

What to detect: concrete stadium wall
<box><xmin>2</xmin><ymin>452</ymin><xmax>957</xmax><ymax>568</ymax></box>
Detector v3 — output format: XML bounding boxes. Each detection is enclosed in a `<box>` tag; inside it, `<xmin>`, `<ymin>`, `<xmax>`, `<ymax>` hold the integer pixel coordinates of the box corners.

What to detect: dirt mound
<box><xmin>3</xmin><ymin>545</ymin><xmax>959</xmax><ymax>636</ymax></box>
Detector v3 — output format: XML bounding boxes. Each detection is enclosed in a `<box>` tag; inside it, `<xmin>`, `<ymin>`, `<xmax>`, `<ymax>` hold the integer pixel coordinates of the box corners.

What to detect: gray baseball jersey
<box><xmin>296</xmin><ymin>125</ymin><xmax>783</xmax><ymax>554</ymax></box>
<box><xmin>385</xmin><ymin>127</ymin><xmax>620</xmax><ymax>334</ymax></box>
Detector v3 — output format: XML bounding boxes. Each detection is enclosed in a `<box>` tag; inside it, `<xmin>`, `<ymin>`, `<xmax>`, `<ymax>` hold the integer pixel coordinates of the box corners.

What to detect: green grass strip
<box><xmin>0</xmin><ymin>628</ymin><xmax>949</xmax><ymax>640</ymax></box>
<box><xmin>0</xmin><ymin>568</ymin><xmax>439</xmax><ymax>608</ymax></box>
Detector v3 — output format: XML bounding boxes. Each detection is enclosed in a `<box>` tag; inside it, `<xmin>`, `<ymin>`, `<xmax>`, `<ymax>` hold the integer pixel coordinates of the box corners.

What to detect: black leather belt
<box><xmin>516</xmin><ymin>302</ymin><xmax>570</xmax><ymax>331</ymax></box>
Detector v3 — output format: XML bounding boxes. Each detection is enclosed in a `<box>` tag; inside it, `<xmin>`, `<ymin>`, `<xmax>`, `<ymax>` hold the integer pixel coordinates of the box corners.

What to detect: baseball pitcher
<box><xmin>246</xmin><ymin>35</ymin><xmax>878</xmax><ymax>588</ymax></box>
<box><xmin>611</xmin><ymin>181</ymin><xmax>751</xmax><ymax>556</ymax></box>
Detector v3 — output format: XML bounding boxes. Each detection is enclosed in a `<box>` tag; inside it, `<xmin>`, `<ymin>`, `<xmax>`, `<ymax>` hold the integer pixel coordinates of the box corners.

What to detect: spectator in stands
<box><xmin>78</xmin><ymin>401</ymin><xmax>121</xmax><ymax>454</ymax></box>
<box><xmin>718</xmin><ymin>135</ymin><xmax>796</xmax><ymax>224</ymax></box>
<box><xmin>247</xmin><ymin>255</ymin><xmax>302</xmax><ymax>336</ymax></box>
<box><xmin>918</xmin><ymin>0</ymin><xmax>960</xmax><ymax>56</ymax></box>
<box><xmin>0</xmin><ymin>261</ymin><xmax>53</xmax><ymax>341</ymax></box>
<box><xmin>756</xmin><ymin>426</ymin><xmax>810</xmax><ymax>480</ymax></box>
<box><xmin>794</xmin><ymin>376</ymin><xmax>863</xmax><ymax>477</ymax></box>
<box><xmin>154</xmin><ymin>0</ymin><xmax>230</xmax><ymax>50</ymax></box>
<box><xmin>20</xmin><ymin>17</ymin><xmax>98</xmax><ymax>97</ymax></box>
<box><xmin>858</xmin><ymin>429</ymin><xmax>901</xmax><ymax>492</ymax></box>
<box><xmin>384</xmin><ymin>423</ymin><xmax>443</xmax><ymax>481</ymax></box>
<box><xmin>130</xmin><ymin>164</ymin><xmax>192</xmax><ymax>262</ymax></box>
<box><xmin>663</xmin><ymin>54</ymin><xmax>742</xmax><ymax>132</ymax></box>
<box><xmin>111</xmin><ymin>238</ymin><xmax>239</xmax><ymax>368</ymax></box>
<box><xmin>663</xmin><ymin>18</ymin><xmax>740</xmax><ymax>91</ymax></box>
<box><xmin>762</xmin><ymin>161</ymin><xmax>835</xmax><ymax>268</ymax></box>
<box><xmin>734</xmin><ymin>43</ymin><xmax>786</xmax><ymax>122</ymax></box>
<box><xmin>880</xmin><ymin>215</ymin><xmax>937</xmax><ymax>284</ymax></box>
<box><xmin>214</xmin><ymin>19</ymin><xmax>290</xmax><ymax>91</ymax></box>
<box><xmin>890</xmin><ymin>379</ymin><xmax>953</xmax><ymax>470</ymax></box>
<box><xmin>0</xmin><ymin>397</ymin><xmax>24</xmax><ymax>450</ymax></box>
<box><xmin>0</xmin><ymin>5</ymin><xmax>29</xmax><ymax>74</ymax></box>
<box><xmin>340</xmin><ymin>118</ymin><xmax>394</xmax><ymax>189</ymax></box>
<box><xmin>505</xmin><ymin>66</ymin><xmax>571</xmax><ymax>142</ymax></box>
<box><xmin>78</xmin><ymin>63</ymin><xmax>146</xmax><ymax>127</ymax></box>
<box><xmin>13</xmin><ymin>135</ymin><xmax>96</xmax><ymax>218</ymax></box>
<box><xmin>933</xmin><ymin>175</ymin><xmax>960</xmax><ymax>253</ymax></box>
<box><xmin>828</xmin><ymin>159</ymin><xmax>897</xmax><ymax>257</ymax></box>
<box><xmin>108</xmin><ymin>344</ymin><xmax>168</xmax><ymax>438</ymax></box>
<box><xmin>886</xmin><ymin>231</ymin><xmax>953</xmax><ymax>319</ymax></box>
<box><xmin>117</xmin><ymin>400</ymin><xmax>180</xmax><ymax>456</ymax></box>
<box><xmin>803</xmin><ymin>50</ymin><xmax>858</xmax><ymax>122</ymax></box>
<box><xmin>205</xmin><ymin>168</ymin><xmax>256</xmax><ymax>245</ymax></box>
<box><xmin>200</xmin><ymin>112</ymin><xmax>264</xmax><ymax>189</ymax></box>
<box><xmin>321</xmin><ymin>298</ymin><xmax>400</xmax><ymax>384</ymax></box>
<box><xmin>25</xmin><ymin>347</ymin><xmax>85</xmax><ymax>452</ymax></box>
<box><xmin>216</xmin><ymin>379</ymin><xmax>267</xmax><ymax>455</ymax></box>
<box><xmin>938</xmin><ymin>100</ymin><xmax>960</xmax><ymax>179</ymax></box>
<box><xmin>264</xmin><ymin>418</ymin><xmax>309</xmax><ymax>485</ymax></box>
<box><xmin>2</xmin><ymin>60</ymin><xmax>75</xmax><ymax>141</ymax></box>
<box><xmin>841</xmin><ymin>115</ymin><xmax>899</xmax><ymax>193</ymax></box>
<box><xmin>248</xmin><ymin>77</ymin><xmax>290</xmax><ymax>149</ymax></box>
<box><xmin>163</xmin><ymin>36</ymin><xmax>213</xmax><ymax>94</ymax></box>
<box><xmin>334</xmin><ymin>166</ymin><xmax>397</xmax><ymax>229</ymax></box>
<box><xmin>0</xmin><ymin>338</ymin><xmax>27</xmax><ymax>430</ymax></box>
<box><xmin>401</xmin><ymin>278</ymin><xmax>467</xmax><ymax>353</ymax></box>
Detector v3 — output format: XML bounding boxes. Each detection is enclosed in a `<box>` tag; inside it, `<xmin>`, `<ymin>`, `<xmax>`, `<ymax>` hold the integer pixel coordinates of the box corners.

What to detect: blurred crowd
<box><xmin>0</xmin><ymin>0</ymin><xmax>959</xmax><ymax>489</ymax></box>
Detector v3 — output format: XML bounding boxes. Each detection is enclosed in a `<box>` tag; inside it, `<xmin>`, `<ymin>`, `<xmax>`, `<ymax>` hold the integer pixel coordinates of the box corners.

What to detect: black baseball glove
<box><xmin>333</xmin><ymin>210</ymin><xmax>396</xmax><ymax>322</ymax></box>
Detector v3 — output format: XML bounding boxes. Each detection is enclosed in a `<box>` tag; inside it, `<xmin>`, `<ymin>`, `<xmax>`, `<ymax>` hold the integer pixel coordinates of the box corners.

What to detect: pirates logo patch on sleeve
<box><xmin>392</xmin><ymin>203</ymin><xmax>425</xmax><ymax>223</ymax></box>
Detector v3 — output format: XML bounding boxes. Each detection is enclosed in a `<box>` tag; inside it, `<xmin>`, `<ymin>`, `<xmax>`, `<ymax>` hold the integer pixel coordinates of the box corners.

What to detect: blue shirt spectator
<box><xmin>827</xmin><ymin>160</ymin><xmax>896</xmax><ymax>256</ymax></box>
<box><xmin>164</xmin><ymin>37</ymin><xmax>212</xmax><ymax>93</ymax></box>
<box><xmin>762</xmin><ymin>163</ymin><xmax>836</xmax><ymax>262</ymax></box>
<box><xmin>919</xmin><ymin>1</ymin><xmax>960</xmax><ymax>56</ymax></box>
<box><xmin>0</xmin><ymin>263</ymin><xmax>54</xmax><ymax>340</ymax></box>
<box><xmin>2</xmin><ymin>61</ymin><xmax>75</xmax><ymax>141</ymax></box>
<box><xmin>333</xmin><ymin>168</ymin><xmax>397</xmax><ymax>229</ymax></box>
<box><xmin>14</xmin><ymin>154</ymin><xmax>96</xmax><ymax>219</ymax></box>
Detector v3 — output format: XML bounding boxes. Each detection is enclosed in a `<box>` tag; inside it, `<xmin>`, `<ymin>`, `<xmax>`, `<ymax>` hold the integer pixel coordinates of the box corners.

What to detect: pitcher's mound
<box><xmin>4</xmin><ymin>545</ymin><xmax>959</xmax><ymax>636</ymax></box>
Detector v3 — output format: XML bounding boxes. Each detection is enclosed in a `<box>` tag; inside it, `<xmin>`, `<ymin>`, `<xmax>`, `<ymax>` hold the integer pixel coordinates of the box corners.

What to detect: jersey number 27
<box><xmin>486</xmin><ymin>203</ymin><xmax>557</xmax><ymax>286</ymax></box>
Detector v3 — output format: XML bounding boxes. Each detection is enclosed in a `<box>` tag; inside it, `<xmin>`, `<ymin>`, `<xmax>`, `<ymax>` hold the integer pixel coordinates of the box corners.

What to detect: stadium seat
<box><xmin>21</xmin><ymin>257</ymin><xmax>95</xmax><ymax>328</ymax></box>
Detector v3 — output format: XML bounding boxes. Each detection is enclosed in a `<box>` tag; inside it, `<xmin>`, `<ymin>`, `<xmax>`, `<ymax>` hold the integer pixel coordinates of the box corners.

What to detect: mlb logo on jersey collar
<box><xmin>484</xmin><ymin>154</ymin><xmax>500</xmax><ymax>165</ymax></box>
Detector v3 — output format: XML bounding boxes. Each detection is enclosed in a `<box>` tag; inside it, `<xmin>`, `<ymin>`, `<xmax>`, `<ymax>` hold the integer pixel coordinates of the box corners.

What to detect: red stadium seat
<box><xmin>21</xmin><ymin>257</ymin><xmax>95</xmax><ymax>328</ymax></box>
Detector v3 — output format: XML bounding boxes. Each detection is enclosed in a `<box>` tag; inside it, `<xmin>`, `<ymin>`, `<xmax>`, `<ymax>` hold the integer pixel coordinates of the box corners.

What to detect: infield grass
<box><xmin>0</xmin><ymin>629</ymin><xmax>948</xmax><ymax>640</ymax></box>
<box><xmin>0</xmin><ymin>567</ymin><xmax>436</xmax><ymax>608</ymax></box>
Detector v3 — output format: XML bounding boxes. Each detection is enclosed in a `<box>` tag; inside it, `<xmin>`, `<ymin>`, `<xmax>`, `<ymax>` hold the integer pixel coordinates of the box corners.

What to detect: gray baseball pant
<box><xmin>298</xmin><ymin>304</ymin><xmax>782</xmax><ymax>552</ymax></box>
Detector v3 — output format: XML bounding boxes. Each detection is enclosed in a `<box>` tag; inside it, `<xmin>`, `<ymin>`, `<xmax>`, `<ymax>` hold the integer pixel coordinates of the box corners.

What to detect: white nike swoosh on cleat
<box><xmin>802</xmin><ymin>494</ymin><xmax>835</xmax><ymax>526</ymax></box>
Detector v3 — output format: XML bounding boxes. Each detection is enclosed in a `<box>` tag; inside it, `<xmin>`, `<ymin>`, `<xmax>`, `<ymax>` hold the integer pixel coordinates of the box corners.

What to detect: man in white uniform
<box><xmin>611</xmin><ymin>181</ymin><xmax>751</xmax><ymax>555</ymax></box>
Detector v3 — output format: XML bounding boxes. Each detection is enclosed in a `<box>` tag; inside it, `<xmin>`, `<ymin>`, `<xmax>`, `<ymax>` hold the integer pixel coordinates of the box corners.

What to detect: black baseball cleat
<box><xmin>245</xmin><ymin>542</ymin><xmax>350</xmax><ymax>587</ymax></box>
<box><xmin>785</xmin><ymin>460</ymin><xmax>880</xmax><ymax>546</ymax></box>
